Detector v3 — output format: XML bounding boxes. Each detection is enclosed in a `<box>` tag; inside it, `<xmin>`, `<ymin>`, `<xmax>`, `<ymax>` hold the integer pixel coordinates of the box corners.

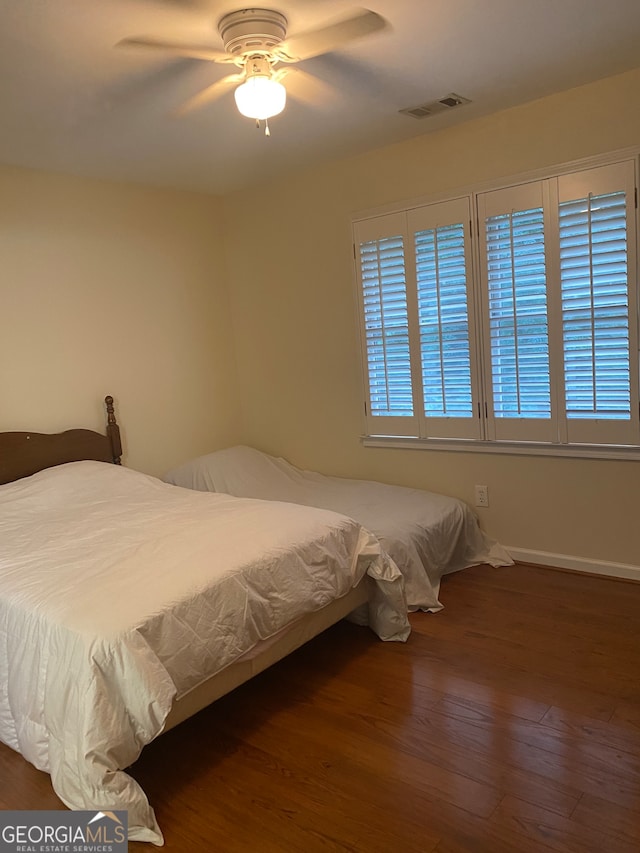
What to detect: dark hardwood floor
<box><xmin>1</xmin><ymin>563</ymin><xmax>639</xmax><ymax>852</ymax></box>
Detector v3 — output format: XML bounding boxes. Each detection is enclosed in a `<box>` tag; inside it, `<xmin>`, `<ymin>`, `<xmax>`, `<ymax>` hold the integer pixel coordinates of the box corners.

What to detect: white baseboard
<box><xmin>504</xmin><ymin>546</ymin><xmax>640</xmax><ymax>583</ymax></box>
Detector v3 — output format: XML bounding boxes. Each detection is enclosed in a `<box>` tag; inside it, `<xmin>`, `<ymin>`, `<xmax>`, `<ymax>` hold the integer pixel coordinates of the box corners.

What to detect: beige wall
<box><xmin>0</xmin><ymin>166</ymin><xmax>241</xmax><ymax>476</ymax></box>
<box><xmin>3</xmin><ymin>69</ymin><xmax>639</xmax><ymax>567</ymax></box>
<box><xmin>223</xmin><ymin>67</ymin><xmax>640</xmax><ymax>568</ymax></box>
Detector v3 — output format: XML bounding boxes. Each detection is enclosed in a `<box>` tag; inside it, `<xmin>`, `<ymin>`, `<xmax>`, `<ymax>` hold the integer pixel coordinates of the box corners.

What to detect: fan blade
<box><xmin>117</xmin><ymin>37</ymin><xmax>234</xmax><ymax>64</ymax></box>
<box><xmin>276</xmin><ymin>8</ymin><xmax>387</xmax><ymax>62</ymax></box>
<box><xmin>175</xmin><ymin>73</ymin><xmax>244</xmax><ymax>115</ymax></box>
<box><xmin>275</xmin><ymin>67</ymin><xmax>334</xmax><ymax>108</ymax></box>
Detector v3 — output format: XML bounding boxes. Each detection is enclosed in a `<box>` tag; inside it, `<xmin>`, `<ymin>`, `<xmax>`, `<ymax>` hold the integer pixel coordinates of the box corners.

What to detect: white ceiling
<box><xmin>2</xmin><ymin>0</ymin><xmax>640</xmax><ymax>196</ymax></box>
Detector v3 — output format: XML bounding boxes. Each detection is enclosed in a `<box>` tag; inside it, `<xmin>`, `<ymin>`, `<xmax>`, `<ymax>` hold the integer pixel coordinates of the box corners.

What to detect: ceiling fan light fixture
<box><xmin>119</xmin><ymin>7</ymin><xmax>389</xmax><ymax>124</ymax></box>
<box><xmin>234</xmin><ymin>75</ymin><xmax>286</xmax><ymax>120</ymax></box>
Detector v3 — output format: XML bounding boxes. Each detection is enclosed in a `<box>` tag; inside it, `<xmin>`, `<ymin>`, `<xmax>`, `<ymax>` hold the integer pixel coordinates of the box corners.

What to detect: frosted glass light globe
<box><xmin>234</xmin><ymin>76</ymin><xmax>286</xmax><ymax>120</ymax></box>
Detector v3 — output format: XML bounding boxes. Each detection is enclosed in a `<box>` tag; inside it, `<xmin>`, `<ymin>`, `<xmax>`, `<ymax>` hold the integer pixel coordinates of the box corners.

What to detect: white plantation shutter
<box><xmin>354</xmin><ymin>155</ymin><xmax>639</xmax><ymax>451</ymax></box>
<box><xmin>560</xmin><ymin>194</ymin><xmax>628</xmax><ymax>416</ymax></box>
<box><xmin>478</xmin><ymin>183</ymin><xmax>557</xmax><ymax>441</ymax></box>
<box><xmin>486</xmin><ymin>209</ymin><xmax>550</xmax><ymax>416</ymax></box>
<box><xmin>408</xmin><ymin>198</ymin><xmax>481</xmax><ymax>439</ymax></box>
<box><xmin>354</xmin><ymin>214</ymin><xmax>419</xmax><ymax>436</ymax></box>
<box><xmin>416</xmin><ymin>226</ymin><xmax>472</xmax><ymax>415</ymax></box>
<box><xmin>360</xmin><ymin>236</ymin><xmax>412</xmax><ymax>415</ymax></box>
<box><xmin>557</xmin><ymin>161</ymin><xmax>639</xmax><ymax>445</ymax></box>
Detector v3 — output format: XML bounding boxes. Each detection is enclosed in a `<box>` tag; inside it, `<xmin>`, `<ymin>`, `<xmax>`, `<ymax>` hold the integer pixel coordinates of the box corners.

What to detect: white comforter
<box><xmin>0</xmin><ymin>462</ymin><xmax>409</xmax><ymax>845</ymax></box>
<box><xmin>164</xmin><ymin>446</ymin><xmax>513</xmax><ymax>611</ymax></box>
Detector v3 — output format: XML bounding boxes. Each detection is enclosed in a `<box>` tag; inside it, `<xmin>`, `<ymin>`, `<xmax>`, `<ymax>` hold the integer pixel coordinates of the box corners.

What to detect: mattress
<box><xmin>164</xmin><ymin>445</ymin><xmax>514</xmax><ymax>611</ymax></box>
<box><xmin>0</xmin><ymin>461</ymin><xmax>409</xmax><ymax>844</ymax></box>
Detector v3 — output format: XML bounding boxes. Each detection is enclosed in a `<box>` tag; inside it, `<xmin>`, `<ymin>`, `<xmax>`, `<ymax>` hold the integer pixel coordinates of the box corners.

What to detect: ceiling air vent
<box><xmin>399</xmin><ymin>92</ymin><xmax>471</xmax><ymax>119</ymax></box>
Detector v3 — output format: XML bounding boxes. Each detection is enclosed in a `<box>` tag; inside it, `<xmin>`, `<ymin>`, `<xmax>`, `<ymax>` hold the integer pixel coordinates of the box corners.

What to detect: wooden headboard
<box><xmin>0</xmin><ymin>395</ymin><xmax>122</xmax><ymax>486</ymax></box>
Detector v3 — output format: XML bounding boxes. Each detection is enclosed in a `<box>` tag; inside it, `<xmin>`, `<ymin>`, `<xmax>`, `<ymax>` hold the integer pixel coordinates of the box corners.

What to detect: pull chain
<box><xmin>254</xmin><ymin>119</ymin><xmax>272</xmax><ymax>137</ymax></box>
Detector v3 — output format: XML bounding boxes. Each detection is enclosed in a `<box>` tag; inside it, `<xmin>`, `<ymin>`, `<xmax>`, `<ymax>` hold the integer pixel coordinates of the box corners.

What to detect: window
<box><xmin>353</xmin><ymin>157</ymin><xmax>639</xmax><ymax>450</ymax></box>
<box><xmin>359</xmin><ymin>223</ymin><xmax>412</xmax><ymax>419</ymax></box>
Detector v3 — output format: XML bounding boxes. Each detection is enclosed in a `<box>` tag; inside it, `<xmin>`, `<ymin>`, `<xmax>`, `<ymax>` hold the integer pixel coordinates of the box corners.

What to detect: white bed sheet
<box><xmin>164</xmin><ymin>446</ymin><xmax>514</xmax><ymax>611</ymax></box>
<box><xmin>0</xmin><ymin>461</ymin><xmax>409</xmax><ymax>845</ymax></box>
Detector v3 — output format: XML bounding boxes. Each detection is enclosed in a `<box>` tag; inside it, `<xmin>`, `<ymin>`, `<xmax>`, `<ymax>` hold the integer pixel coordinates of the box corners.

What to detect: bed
<box><xmin>164</xmin><ymin>445</ymin><xmax>513</xmax><ymax>612</ymax></box>
<box><xmin>0</xmin><ymin>398</ymin><xmax>409</xmax><ymax>846</ymax></box>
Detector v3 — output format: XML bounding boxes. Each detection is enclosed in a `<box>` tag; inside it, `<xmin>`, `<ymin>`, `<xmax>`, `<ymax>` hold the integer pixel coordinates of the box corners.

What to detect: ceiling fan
<box><xmin>118</xmin><ymin>7</ymin><xmax>388</xmax><ymax>133</ymax></box>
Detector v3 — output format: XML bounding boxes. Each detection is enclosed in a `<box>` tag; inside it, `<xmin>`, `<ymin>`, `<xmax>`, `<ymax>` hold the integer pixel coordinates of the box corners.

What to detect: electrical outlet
<box><xmin>475</xmin><ymin>485</ymin><xmax>489</xmax><ymax>507</ymax></box>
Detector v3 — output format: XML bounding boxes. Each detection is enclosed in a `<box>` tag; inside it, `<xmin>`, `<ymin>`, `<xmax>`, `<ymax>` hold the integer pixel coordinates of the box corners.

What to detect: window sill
<box><xmin>361</xmin><ymin>435</ymin><xmax>640</xmax><ymax>461</ymax></box>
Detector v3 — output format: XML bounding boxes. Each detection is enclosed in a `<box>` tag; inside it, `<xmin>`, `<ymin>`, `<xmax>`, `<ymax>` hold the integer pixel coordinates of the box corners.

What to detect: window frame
<box><xmin>477</xmin><ymin>179</ymin><xmax>559</xmax><ymax>443</ymax></box>
<box><xmin>407</xmin><ymin>197</ymin><xmax>483</xmax><ymax>440</ymax></box>
<box><xmin>352</xmin><ymin>147</ymin><xmax>640</xmax><ymax>459</ymax></box>
<box><xmin>353</xmin><ymin>212</ymin><xmax>419</xmax><ymax>438</ymax></box>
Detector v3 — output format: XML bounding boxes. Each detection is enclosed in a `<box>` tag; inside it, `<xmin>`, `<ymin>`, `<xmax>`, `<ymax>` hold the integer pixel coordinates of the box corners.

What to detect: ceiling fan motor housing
<box><xmin>218</xmin><ymin>8</ymin><xmax>288</xmax><ymax>57</ymax></box>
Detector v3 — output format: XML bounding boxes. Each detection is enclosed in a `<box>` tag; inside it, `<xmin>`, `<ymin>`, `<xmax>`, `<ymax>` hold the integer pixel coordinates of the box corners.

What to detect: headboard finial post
<box><xmin>104</xmin><ymin>395</ymin><xmax>123</xmax><ymax>465</ymax></box>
